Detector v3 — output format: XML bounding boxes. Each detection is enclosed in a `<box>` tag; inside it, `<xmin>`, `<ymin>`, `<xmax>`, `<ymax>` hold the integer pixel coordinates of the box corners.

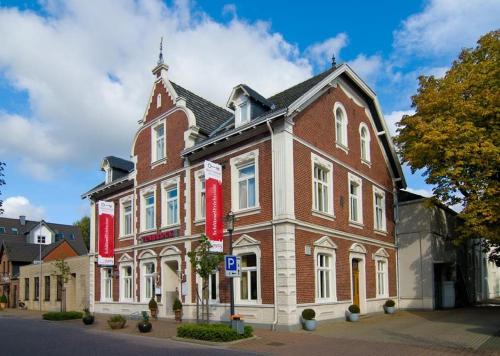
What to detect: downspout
<box><xmin>393</xmin><ymin>183</ymin><xmax>400</xmax><ymax>308</ymax></box>
<box><xmin>266</xmin><ymin>120</ymin><xmax>279</xmax><ymax>331</ymax></box>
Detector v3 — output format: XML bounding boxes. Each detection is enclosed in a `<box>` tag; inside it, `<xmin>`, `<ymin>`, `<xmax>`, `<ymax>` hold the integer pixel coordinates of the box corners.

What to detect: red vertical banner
<box><xmin>98</xmin><ymin>201</ymin><xmax>115</xmax><ymax>266</ymax></box>
<box><xmin>204</xmin><ymin>160</ymin><xmax>223</xmax><ymax>252</ymax></box>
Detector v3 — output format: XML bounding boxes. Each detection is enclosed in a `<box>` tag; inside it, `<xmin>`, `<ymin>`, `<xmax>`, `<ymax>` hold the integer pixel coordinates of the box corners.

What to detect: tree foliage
<box><xmin>0</xmin><ymin>162</ymin><xmax>5</xmax><ymax>215</ymax></box>
<box><xmin>395</xmin><ymin>30</ymin><xmax>500</xmax><ymax>263</ymax></box>
<box><xmin>53</xmin><ymin>258</ymin><xmax>71</xmax><ymax>312</ymax></box>
<box><xmin>73</xmin><ymin>216</ymin><xmax>90</xmax><ymax>250</ymax></box>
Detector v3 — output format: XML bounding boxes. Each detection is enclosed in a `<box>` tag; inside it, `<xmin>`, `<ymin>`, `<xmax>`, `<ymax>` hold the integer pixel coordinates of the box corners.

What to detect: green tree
<box><xmin>73</xmin><ymin>216</ymin><xmax>90</xmax><ymax>250</ymax></box>
<box><xmin>187</xmin><ymin>235</ymin><xmax>224</xmax><ymax>323</ymax></box>
<box><xmin>0</xmin><ymin>162</ymin><xmax>5</xmax><ymax>215</ymax></box>
<box><xmin>53</xmin><ymin>258</ymin><xmax>71</xmax><ymax>312</ymax></box>
<box><xmin>395</xmin><ymin>30</ymin><xmax>500</xmax><ymax>264</ymax></box>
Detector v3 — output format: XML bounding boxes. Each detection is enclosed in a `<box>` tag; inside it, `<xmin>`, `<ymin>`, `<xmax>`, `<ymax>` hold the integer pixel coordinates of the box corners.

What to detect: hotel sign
<box><xmin>141</xmin><ymin>229</ymin><xmax>180</xmax><ymax>243</ymax></box>
<box><xmin>204</xmin><ymin>160</ymin><xmax>223</xmax><ymax>252</ymax></box>
<box><xmin>98</xmin><ymin>201</ymin><xmax>115</xmax><ymax>266</ymax></box>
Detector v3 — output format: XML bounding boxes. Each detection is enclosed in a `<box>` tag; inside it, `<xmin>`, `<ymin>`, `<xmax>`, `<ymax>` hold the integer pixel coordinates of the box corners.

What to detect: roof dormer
<box><xmin>101</xmin><ymin>156</ymin><xmax>134</xmax><ymax>184</ymax></box>
<box><xmin>227</xmin><ymin>84</ymin><xmax>274</xmax><ymax>128</ymax></box>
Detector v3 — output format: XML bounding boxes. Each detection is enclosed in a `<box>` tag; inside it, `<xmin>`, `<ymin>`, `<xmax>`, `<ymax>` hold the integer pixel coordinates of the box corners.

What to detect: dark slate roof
<box><xmin>398</xmin><ymin>189</ymin><xmax>427</xmax><ymax>202</ymax></box>
<box><xmin>171</xmin><ymin>81</ymin><xmax>233</xmax><ymax>135</ymax></box>
<box><xmin>239</xmin><ymin>84</ymin><xmax>274</xmax><ymax>109</ymax></box>
<box><xmin>104</xmin><ymin>156</ymin><xmax>134</xmax><ymax>173</ymax></box>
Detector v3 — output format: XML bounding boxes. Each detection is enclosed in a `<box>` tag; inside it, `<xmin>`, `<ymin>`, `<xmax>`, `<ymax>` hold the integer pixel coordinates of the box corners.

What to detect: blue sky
<box><xmin>0</xmin><ymin>0</ymin><xmax>499</xmax><ymax>223</ymax></box>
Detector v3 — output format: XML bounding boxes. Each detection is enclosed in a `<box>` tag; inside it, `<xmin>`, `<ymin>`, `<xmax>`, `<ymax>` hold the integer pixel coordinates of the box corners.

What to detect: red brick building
<box><xmin>83</xmin><ymin>53</ymin><xmax>405</xmax><ymax>328</ymax></box>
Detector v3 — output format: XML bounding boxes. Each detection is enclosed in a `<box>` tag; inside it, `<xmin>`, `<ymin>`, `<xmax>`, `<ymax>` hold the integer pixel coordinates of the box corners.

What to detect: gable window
<box><xmin>359</xmin><ymin>123</ymin><xmax>371</xmax><ymax>164</ymax></box>
<box><xmin>348</xmin><ymin>173</ymin><xmax>363</xmax><ymax>225</ymax></box>
<box><xmin>230</xmin><ymin>150</ymin><xmax>260</xmax><ymax>212</ymax></box>
<box><xmin>156</xmin><ymin>93</ymin><xmax>162</xmax><ymax>108</ymax></box>
<box><xmin>373</xmin><ymin>187</ymin><xmax>386</xmax><ymax>232</ymax></box>
<box><xmin>141</xmin><ymin>187</ymin><xmax>156</xmax><ymax>232</ymax></box>
<box><xmin>24</xmin><ymin>278</ymin><xmax>29</xmax><ymax>300</ymax></box>
<box><xmin>37</xmin><ymin>235</ymin><xmax>46</xmax><ymax>244</ymax></box>
<box><xmin>120</xmin><ymin>265</ymin><xmax>133</xmax><ymax>301</ymax></box>
<box><xmin>152</xmin><ymin>123</ymin><xmax>166</xmax><ymax>162</ymax></box>
<box><xmin>240</xmin><ymin>254</ymin><xmax>258</xmax><ymax>301</ymax></box>
<box><xmin>195</xmin><ymin>170</ymin><xmax>206</xmax><ymax>221</ymax></box>
<box><xmin>120</xmin><ymin>197</ymin><xmax>133</xmax><ymax>237</ymax></box>
<box><xmin>376</xmin><ymin>259</ymin><xmax>388</xmax><ymax>298</ymax></box>
<box><xmin>44</xmin><ymin>276</ymin><xmax>50</xmax><ymax>301</ymax></box>
<box><xmin>311</xmin><ymin>153</ymin><xmax>334</xmax><ymax>217</ymax></box>
<box><xmin>101</xmin><ymin>268</ymin><xmax>113</xmax><ymax>301</ymax></box>
<box><xmin>334</xmin><ymin>103</ymin><xmax>348</xmax><ymax>149</ymax></box>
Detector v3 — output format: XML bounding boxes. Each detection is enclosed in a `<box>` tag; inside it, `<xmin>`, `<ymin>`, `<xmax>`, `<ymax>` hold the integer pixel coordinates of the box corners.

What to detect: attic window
<box><xmin>105</xmin><ymin>168</ymin><xmax>112</xmax><ymax>184</ymax></box>
<box><xmin>235</xmin><ymin>98</ymin><xmax>251</xmax><ymax>127</ymax></box>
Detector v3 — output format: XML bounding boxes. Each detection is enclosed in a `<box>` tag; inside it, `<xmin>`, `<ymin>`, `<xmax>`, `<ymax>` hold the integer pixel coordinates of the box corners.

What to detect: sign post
<box><xmin>204</xmin><ymin>161</ymin><xmax>223</xmax><ymax>252</ymax></box>
<box><xmin>97</xmin><ymin>201</ymin><xmax>115</xmax><ymax>266</ymax></box>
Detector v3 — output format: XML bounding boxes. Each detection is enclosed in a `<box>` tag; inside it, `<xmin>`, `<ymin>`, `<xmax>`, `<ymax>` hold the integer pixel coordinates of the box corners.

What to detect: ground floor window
<box><xmin>143</xmin><ymin>262</ymin><xmax>155</xmax><ymax>301</ymax></box>
<box><xmin>240</xmin><ymin>254</ymin><xmax>258</xmax><ymax>301</ymax></box>
<box><xmin>102</xmin><ymin>268</ymin><xmax>113</xmax><ymax>301</ymax></box>
<box><xmin>57</xmin><ymin>275</ymin><xmax>62</xmax><ymax>301</ymax></box>
<box><xmin>34</xmin><ymin>277</ymin><xmax>39</xmax><ymax>301</ymax></box>
<box><xmin>316</xmin><ymin>253</ymin><xmax>333</xmax><ymax>300</ymax></box>
<box><xmin>44</xmin><ymin>276</ymin><xmax>50</xmax><ymax>301</ymax></box>
<box><xmin>376</xmin><ymin>259</ymin><xmax>388</xmax><ymax>298</ymax></box>
<box><xmin>121</xmin><ymin>265</ymin><xmax>133</xmax><ymax>301</ymax></box>
<box><xmin>24</xmin><ymin>278</ymin><xmax>29</xmax><ymax>300</ymax></box>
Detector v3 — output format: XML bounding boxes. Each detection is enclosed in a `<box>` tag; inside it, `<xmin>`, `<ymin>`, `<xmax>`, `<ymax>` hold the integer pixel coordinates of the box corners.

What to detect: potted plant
<box><xmin>301</xmin><ymin>308</ymin><xmax>317</xmax><ymax>331</ymax></box>
<box><xmin>384</xmin><ymin>299</ymin><xmax>396</xmax><ymax>314</ymax></box>
<box><xmin>173</xmin><ymin>298</ymin><xmax>182</xmax><ymax>322</ymax></box>
<box><xmin>107</xmin><ymin>315</ymin><xmax>126</xmax><ymax>329</ymax></box>
<box><xmin>82</xmin><ymin>308</ymin><xmax>95</xmax><ymax>325</ymax></box>
<box><xmin>0</xmin><ymin>295</ymin><xmax>7</xmax><ymax>309</ymax></box>
<box><xmin>348</xmin><ymin>304</ymin><xmax>360</xmax><ymax>322</ymax></box>
<box><xmin>148</xmin><ymin>298</ymin><xmax>158</xmax><ymax>319</ymax></box>
<box><xmin>137</xmin><ymin>311</ymin><xmax>152</xmax><ymax>333</ymax></box>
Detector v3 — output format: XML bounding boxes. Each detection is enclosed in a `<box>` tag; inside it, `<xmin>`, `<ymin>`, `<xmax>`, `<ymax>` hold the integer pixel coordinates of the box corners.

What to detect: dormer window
<box><xmin>235</xmin><ymin>98</ymin><xmax>251</xmax><ymax>127</ymax></box>
<box><xmin>105</xmin><ymin>168</ymin><xmax>112</xmax><ymax>184</ymax></box>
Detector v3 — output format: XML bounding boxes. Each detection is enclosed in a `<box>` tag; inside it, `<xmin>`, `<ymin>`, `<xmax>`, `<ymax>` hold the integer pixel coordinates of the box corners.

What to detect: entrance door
<box><xmin>352</xmin><ymin>259</ymin><xmax>360</xmax><ymax>309</ymax></box>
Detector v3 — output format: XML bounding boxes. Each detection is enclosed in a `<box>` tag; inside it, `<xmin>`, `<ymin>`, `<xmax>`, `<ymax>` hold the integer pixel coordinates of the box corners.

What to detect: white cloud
<box><xmin>2</xmin><ymin>196</ymin><xmax>45</xmax><ymax>220</ymax></box>
<box><xmin>0</xmin><ymin>0</ymin><xmax>319</xmax><ymax>179</ymax></box>
<box><xmin>393</xmin><ymin>0</ymin><xmax>500</xmax><ymax>58</ymax></box>
<box><xmin>383</xmin><ymin>109</ymin><xmax>415</xmax><ymax>136</ymax></box>
<box><xmin>305</xmin><ymin>33</ymin><xmax>348</xmax><ymax>69</ymax></box>
<box><xmin>347</xmin><ymin>54</ymin><xmax>383</xmax><ymax>88</ymax></box>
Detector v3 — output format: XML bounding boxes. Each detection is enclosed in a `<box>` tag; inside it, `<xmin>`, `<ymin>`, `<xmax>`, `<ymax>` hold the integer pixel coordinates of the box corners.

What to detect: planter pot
<box><xmin>384</xmin><ymin>306</ymin><xmax>396</xmax><ymax>314</ymax></box>
<box><xmin>137</xmin><ymin>321</ymin><xmax>152</xmax><ymax>333</ymax></box>
<box><xmin>150</xmin><ymin>309</ymin><xmax>158</xmax><ymax>319</ymax></box>
<box><xmin>303</xmin><ymin>319</ymin><xmax>317</xmax><ymax>331</ymax></box>
<box><xmin>108</xmin><ymin>320</ymin><xmax>126</xmax><ymax>329</ymax></box>
<box><xmin>0</xmin><ymin>302</ymin><xmax>7</xmax><ymax>309</ymax></box>
<box><xmin>348</xmin><ymin>313</ymin><xmax>360</xmax><ymax>322</ymax></box>
<box><xmin>174</xmin><ymin>309</ymin><xmax>182</xmax><ymax>323</ymax></box>
<box><xmin>82</xmin><ymin>315</ymin><xmax>95</xmax><ymax>325</ymax></box>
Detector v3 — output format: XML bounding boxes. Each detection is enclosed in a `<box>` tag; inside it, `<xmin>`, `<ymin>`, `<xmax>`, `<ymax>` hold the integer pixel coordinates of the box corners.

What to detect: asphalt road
<box><xmin>0</xmin><ymin>315</ymin><xmax>262</xmax><ymax>356</ymax></box>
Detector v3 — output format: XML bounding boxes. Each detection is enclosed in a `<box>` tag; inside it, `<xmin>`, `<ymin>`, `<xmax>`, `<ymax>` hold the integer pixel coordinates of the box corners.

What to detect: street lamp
<box><xmin>225</xmin><ymin>211</ymin><xmax>235</xmax><ymax>319</ymax></box>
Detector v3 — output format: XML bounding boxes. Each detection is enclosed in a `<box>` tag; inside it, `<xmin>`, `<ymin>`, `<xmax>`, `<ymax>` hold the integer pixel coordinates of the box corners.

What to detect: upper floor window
<box><xmin>145</xmin><ymin>194</ymin><xmax>155</xmax><ymax>230</ymax></box>
<box><xmin>166</xmin><ymin>186</ymin><xmax>179</xmax><ymax>226</ymax></box>
<box><xmin>195</xmin><ymin>171</ymin><xmax>206</xmax><ymax>221</ymax></box>
<box><xmin>359</xmin><ymin>123</ymin><xmax>371</xmax><ymax>164</ymax></box>
<box><xmin>235</xmin><ymin>98</ymin><xmax>251</xmax><ymax>127</ymax></box>
<box><xmin>334</xmin><ymin>103</ymin><xmax>348</xmax><ymax>149</ymax></box>
<box><xmin>120</xmin><ymin>198</ymin><xmax>133</xmax><ymax>237</ymax></box>
<box><xmin>152</xmin><ymin>123</ymin><xmax>165</xmax><ymax>162</ymax></box>
<box><xmin>373</xmin><ymin>186</ymin><xmax>386</xmax><ymax>232</ymax></box>
<box><xmin>230</xmin><ymin>150</ymin><xmax>259</xmax><ymax>212</ymax></box>
<box><xmin>311</xmin><ymin>153</ymin><xmax>334</xmax><ymax>216</ymax></box>
<box><xmin>140</xmin><ymin>187</ymin><xmax>156</xmax><ymax>232</ymax></box>
<box><xmin>348</xmin><ymin>173</ymin><xmax>363</xmax><ymax>225</ymax></box>
<box><xmin>156</xmin><ymin>93</ymin><xmax>162</xmax><ymax>108</ymax></box>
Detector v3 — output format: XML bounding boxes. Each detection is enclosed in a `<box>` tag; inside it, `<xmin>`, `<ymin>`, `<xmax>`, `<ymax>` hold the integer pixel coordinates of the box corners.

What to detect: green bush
<box><xmin>148</xmin><ymin>298</ymin><xmax>158</xmax><ymax>310</ymax></box>
<box><xmin>173</xmin><ymin>298</ymin><xmax>182</xmax><ymax>311</ymax></box>
<box><xmin>42</xmin><ymin>311</ymin><xmax>83</xmax><ymax>320</ymax></box>
<box><xmin>108</xmin><ymin>315</ymin><xmax>126</xmax><ymax>323</ymax></box>
<box><xmin>177</xmin><ymin>323</ymin><xmax>253</xmax><ymax>342</ymax></box>
<box><xmin>0</xmin><ymin>295</ymin><xmax>7</xmax><ymax>303</ymax></box>
<box><xmin>384</xmin><ymin>299</ymin><xmax>395</xmax><ymax>308</ymax></box>
<box><xmin>301</xmin><ymin>308</ymin><xmax>315</xmax><ymax>320</ymax></box>
<box><xmin>348</xmin><ymin>304</ymin><xmax>360</xmax><ymax>314</ymax></box>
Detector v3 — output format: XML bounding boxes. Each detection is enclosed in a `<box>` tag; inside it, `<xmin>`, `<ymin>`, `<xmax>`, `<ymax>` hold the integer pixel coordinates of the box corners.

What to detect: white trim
<box><xmin>373</xmin><ymin>185</ymin><xmax>387</xmax><ymax>232</ymax></box>
<box><xmin>194</xmin><ymin>169</ymin><xmax>206</xmax><ymax>222</ymax></box>
<box><xmin>160</xmin><ymin>176</ymin><xmax>180</xmax><ymax>228</ymax></box>
<box><xmin>311</xmin><ymin>153</ymin><xmax>334</xmax><ymax>216</ymax></box>
<box><xmin>230</xmin><ymin>149</ymin><xmax>260</xmax><ymax>212</ymax></box>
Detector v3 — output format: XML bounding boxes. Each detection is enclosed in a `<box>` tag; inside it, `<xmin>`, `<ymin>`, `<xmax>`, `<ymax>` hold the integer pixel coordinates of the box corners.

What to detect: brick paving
<box><xmin>2</xmin><ymin>306</ymin><xmax>500</xmax><ymax>355</ymax></box>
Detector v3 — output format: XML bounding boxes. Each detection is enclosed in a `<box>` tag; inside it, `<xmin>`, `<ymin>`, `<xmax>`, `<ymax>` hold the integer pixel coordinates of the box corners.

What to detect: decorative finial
<box><xmin>331</xmin><ymin>53</ymin><xmax>337</xmax><ymax>67</ymax></box>
<box><xmin>158</xmin><ymin>37</ymin><xmax>164</xmax><ymax>65</ymax></box>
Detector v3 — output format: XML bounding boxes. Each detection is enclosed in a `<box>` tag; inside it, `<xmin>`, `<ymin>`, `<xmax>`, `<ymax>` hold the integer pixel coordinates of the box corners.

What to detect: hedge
<box><xmin>177</xmin><ymin>323</ymin><xmax>253</xmax><ymax>342</ymax></box>
<box><xmin>42</xmin><ymin>311</ymin><xmax>83</xmax><ymax>321</ymax></box>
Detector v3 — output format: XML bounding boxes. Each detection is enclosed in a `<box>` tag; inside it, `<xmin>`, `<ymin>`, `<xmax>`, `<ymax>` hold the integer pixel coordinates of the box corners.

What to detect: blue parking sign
<box><xmin>225</xmin><ymin>255</ymin><xmax>240</xmax><ymax>277</ymax></box>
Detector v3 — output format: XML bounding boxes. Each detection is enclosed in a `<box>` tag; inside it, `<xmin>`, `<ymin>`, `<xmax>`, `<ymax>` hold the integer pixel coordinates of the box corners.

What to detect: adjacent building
<box><xmin>0</xmin><ymin>216</ymin><xmax>87</xmax><ymax>309</ymax></box>
<box><xmin>83</xmin><ymin>53</ymin><xmax>405</xmax><ymax>328</ymax></box>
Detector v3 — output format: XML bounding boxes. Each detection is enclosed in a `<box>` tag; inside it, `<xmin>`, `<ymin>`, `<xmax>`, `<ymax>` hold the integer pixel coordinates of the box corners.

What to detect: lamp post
<box><xmin>226</xmin><ymin>211</ymin><xmax>235</xmax><ymax>319</ymax></box>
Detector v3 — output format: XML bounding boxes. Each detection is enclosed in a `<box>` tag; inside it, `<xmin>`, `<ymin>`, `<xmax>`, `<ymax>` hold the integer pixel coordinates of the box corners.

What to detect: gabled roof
<box><xmin>227</xmin><ymin>84</ymin><xmax>274</xmax><ymax>110</ymax></box>
<box><xmin>171</xmin><ymin>82</ymin><xmax>233</xmax><ymax>135</ymax></box>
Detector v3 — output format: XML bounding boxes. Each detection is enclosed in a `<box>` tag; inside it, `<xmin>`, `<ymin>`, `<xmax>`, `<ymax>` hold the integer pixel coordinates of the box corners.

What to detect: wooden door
<box><xmin>352</xmin><ymin>260</ymin><xmax>360</xmax><ymax>309</ymax></box>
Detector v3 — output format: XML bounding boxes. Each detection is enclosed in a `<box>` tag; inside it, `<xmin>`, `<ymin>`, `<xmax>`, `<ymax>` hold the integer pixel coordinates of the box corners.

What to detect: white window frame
<box><xmin>37</xmin><ymin>235</ymin><xmax>46</xmax><ymax>244</ymax></box>
<box><xmin>230</xmin><ymin>149</ymin><xmax>260</xmax><ymax>213</ymax></box>
<box><xmin>314</xmin><ymin>236</ymin><xmax>337</xmax><ymax>302</ymax></box>
<box><xmin>161</xmin><ymin>177</ymin><xmax>180</xmax><ymax>228</ymax></box>
<box><xmin>151</xmin><ymin>121</ymin><xmax>166</xmax><ymax>163</ymax></box>
<box><xmin>101</xmin><ymin>267</ymin><xmax>113</xmax><ymax>302</ymax></box>
<box><xmin>359</xmin><ymin>123</ymin><xmax>371</xmax><ymax>164</ymax></box>
<box><xmin>375</xmin><ymin>258</ymin><xmax>389</xmax><ymax>298</ymax></box>
<box><xmin>140</xmin><ymin>185</ymin><xmax>156</xmax><ymax>232</ymax></box>
<box><xmin>196</xmin><ymin>270</ymin><xmax>219</xmax><ymax>304</ymax></box>
<box><xmin>334</xmin><ymin>102</ymin><xmax>348</xmax><ymax>150</ymax></box>
<box><xmin>120</xmin><ymin>263</ymin><xmax>134</xmax><ymax>302</ymax></box>
<box><xmin>373</xmin><ymin>186</ymin><xmax>387</xmax><ymax>232</ymax></box>
<box><xmin>235</xmin><ymin>96</ymin><xmax>251</xmax><ymax>127</ymax></box>
<box><xmin>119</xmin><ymin>195</ymin><xmax>133</xmax><ymax>238</ymax></box>
<box><xmin>233</xmin><ymin>237</ymin><xmax>261</xmax><ymax>305</ymax></box>
<box><xmin>311</xmin><ymin>153</ymin><xmax>334</xmax><ymax>217</ymax></box>
<box><xmin>194</xmin><ymin>169</ymin><xmax>206</xmax><ymax>221</ymax></box>
<box><xmin>140</xmin><ymin>259</ymin><xmax>157</xmax><ymax>302</ymax></box>
<box><xmin>348</xmin><ymin>173</ymin><xmax>363</xmax><ymax>225</ymax></box>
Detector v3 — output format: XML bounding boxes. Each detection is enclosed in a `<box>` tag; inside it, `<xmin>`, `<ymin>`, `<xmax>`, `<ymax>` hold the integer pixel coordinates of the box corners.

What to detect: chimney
<box><xmin>19</xmin><ymin>215</ymin><xmax>26</xmax><ymax>226</ymax></box>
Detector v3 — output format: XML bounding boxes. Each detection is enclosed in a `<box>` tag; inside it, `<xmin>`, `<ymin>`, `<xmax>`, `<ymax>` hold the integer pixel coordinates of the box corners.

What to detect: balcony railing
<box><xmin>0</xmin><ymin>272</ymin><xmax>10</xmax><ymax>284</ymax></box>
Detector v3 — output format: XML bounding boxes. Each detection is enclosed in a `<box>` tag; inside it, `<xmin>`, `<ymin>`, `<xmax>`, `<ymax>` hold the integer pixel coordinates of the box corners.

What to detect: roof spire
<box><xmin>158</xmin><ymin>36</ymin><xmax>164</xmax><ymax>65</ymax></box>
<box><xmin>331</xmin><ymin>53</ymin><xmax>337</xmax><ymax>67</ymax></box>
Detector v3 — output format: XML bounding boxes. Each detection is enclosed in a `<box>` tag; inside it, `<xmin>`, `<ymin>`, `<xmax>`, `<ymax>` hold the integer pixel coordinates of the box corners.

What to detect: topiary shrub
<box><xmin>42</xmin><ymin>311</ymin><xmax>83</xmax><ymax>320</ymax></box>
<box><xmin>301</xmin><ymin>308</ymin><xmax>316</xmax><ymax>320</ymax></box>
<box><xmin>172</xmin><ymin>298</ymin><xmax>183</xmax><ymax>311</ymax></box>
<box><xmin>148</xmin><ymin>298</ymin><xmax>158</xmax><ymax>310</ymax></box>
<box><xmin>177</xmin><ymin>323</ymin><xmax>253</xmax><ymax>342</ymax></box>
<box><xmin>384</xmin><ymin>299</ymin><xmax>395</xmax><ymax>308</ymax></box>
<box><xmin>348</xmin><ymin>304</ymin><xmax>360</xmax><ymax>314</ymax></box>
<box><xmin>0</xmin><ymin>295</ymin><xmax>7</xmax><ymax>303</ymax></box>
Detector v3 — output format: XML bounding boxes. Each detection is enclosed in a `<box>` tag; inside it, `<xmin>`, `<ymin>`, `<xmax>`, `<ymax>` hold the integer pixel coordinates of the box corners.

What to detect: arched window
<box><xmin>359</xmin><ymin>123</ymin><xmax>371</xmax><ymax>163</ymax></box>
<box><xmin>334</xmin><ymin>103</ymin><xmax>348</xmax><ymax>149</ymax></box>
